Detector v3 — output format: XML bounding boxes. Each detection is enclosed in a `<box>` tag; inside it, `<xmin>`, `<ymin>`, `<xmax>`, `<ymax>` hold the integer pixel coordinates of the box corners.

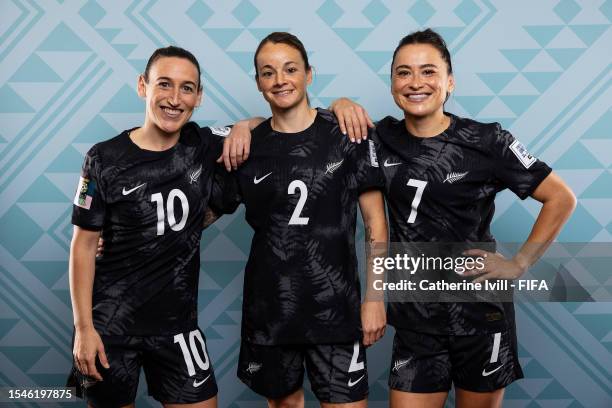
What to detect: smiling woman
<box><xmin>131</xmin><ymin>47</ymin><xmax>203</xmax><ymax>150</ymax></box>
<box><xmin>329</xmin><ymin>28</ymin><xmax>576</xmax><ymax>408</ymax></box>
<box><xmin>253</xmin><ymin>32</ymin><xmax>312</xmax><ymax>118</ymax></box>
<box><xmin>67</xmin><ymin>45</ymin><xmax>239</xmax><ymax>408</ymax></box>
<box><xmin>389</xmin><ymin>30</ymin><xmax>455</xmax><ymax>137</ymax></box>
<box><xmin>209</xmin><ymin>32</ymin><xmax>388</xmax><ymax>408</ymax></box>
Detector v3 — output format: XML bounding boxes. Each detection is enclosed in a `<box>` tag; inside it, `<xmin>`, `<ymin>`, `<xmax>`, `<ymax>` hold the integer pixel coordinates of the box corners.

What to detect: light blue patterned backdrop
<box><xmin>0</xmin><ymin>0</ymin><xmax>611</xmax><ymax>407</ymax></box>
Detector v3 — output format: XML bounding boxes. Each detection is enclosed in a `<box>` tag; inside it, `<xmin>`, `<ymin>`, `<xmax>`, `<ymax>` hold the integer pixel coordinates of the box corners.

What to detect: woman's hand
<box><xmin>329</xmin><ymin>98</ymin><xmax>374</xmax><ymax>143</ymax></box>
<box><xmin>73</xmin><ymin>326</ymin><xmax>109</xmax><ymax>381</ymax></box>
<box><xmin>462</xmin><ymin>249</ymin><xmax>528</xmax><ymax>283</ymax></box>
<box><xmin>361</xmin><ymin>301</ymin><xmax>386</xmax><ymax>346</ymax></box>
<box><xmin>217</xmin><ymin>121</ymin><xmax>252</xmax><ymax>171</ymax></box>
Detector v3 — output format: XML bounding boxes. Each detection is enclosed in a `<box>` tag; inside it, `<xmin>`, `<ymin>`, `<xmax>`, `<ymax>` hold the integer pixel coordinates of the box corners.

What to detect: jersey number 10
<box><xmin>151</xmin><ymin>189</ymin><xmax>189</xmax><ymax>235</ymax></box>
<box><xmin>174</xmin><ymin>330</ymin><xmax>210</xmax><ymax>376</ymax></box>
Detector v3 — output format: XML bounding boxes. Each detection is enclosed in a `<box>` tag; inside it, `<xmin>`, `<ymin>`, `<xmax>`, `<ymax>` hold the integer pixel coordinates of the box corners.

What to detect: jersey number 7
<box><xmin>407</xmin><ymin>179</ymin><xmax>427</xmax><ymax>223</ymax></box>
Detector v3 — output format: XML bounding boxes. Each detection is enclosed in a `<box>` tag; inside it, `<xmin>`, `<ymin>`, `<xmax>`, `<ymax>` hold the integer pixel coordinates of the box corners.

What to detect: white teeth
<box><xmin>274</xmin><ymin>90</ymin><xmax>293</xmax><ymax>96</ymax></box>
<box><xmin>162</xmin><ymin>107</ymin><xmax>181</xmax><ymax>115</ymax></box>
<box><xmin>407</xmin><ymin>94</ymin><xmax>428</xmax><ymax>101</ymax></box>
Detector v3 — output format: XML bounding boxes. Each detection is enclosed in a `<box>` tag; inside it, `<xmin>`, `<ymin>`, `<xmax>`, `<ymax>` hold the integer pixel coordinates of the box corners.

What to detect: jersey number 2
<box><xmin>151</xmin><ymin>189</ymin><xmax>189</xmax><ymax>235</ymax></box>
<box><xmin>288</xmin><ymin>180</ymin><xmax>309</xmax><ymax>225</ymax></box>
<box><xmin>407</xmin><ymin>179</ymin><xmax>427</xmax><ymax>223</ymax></box>
<box><xmin>349</xmin><ymin>341</ymin><xmax>364</xmax><ymax>373</ymax></box>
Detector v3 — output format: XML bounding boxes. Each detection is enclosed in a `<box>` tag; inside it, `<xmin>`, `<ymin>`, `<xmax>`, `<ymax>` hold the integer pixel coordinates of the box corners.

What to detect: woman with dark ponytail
<box><xmin>331</xmin><ymin>28</ymin><xmax>576</xmax><ymax>407</ymax></box>
<box><xmin>211</xmin><ymin>32</ymin><xmax>388</xmax><ymax>407</ymax></box>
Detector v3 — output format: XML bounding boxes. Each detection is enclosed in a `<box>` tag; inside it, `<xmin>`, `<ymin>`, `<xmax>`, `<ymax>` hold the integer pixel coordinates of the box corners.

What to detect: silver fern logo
<box><xmin>246</xmin><ymin>362</ymin><xmax>262</xmax><ymax>374</ymax></box>
<box><xmin>325</xmin><ymin>159</ymin><xmax>344</xmax><ymax>174</ymax></box>
<box><xmin>189</xmin><ymin>164</ymin><xmax>203</xmax><ymax>184</ymax></box>
<box><xmin>392</xmin><ymin>358</ymin><xmax>411</xmax><ymax>373</ymax></box>
<box><xmin>443</xmin><ymin>171</ymin><xmax>469</xmax><ymax>184</ymax></box>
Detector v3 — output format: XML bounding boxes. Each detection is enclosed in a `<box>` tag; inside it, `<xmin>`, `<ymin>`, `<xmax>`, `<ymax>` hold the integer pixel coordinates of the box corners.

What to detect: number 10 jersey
<box><xmin>71</xmin><ymin>123</ymin><xmax>223</xmax><ymax>336</ymax></box>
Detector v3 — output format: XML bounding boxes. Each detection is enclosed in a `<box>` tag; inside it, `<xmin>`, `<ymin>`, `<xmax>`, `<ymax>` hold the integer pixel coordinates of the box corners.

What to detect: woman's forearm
<box><xmin>69</xmin><ymin>227</ymin><xmax>100</xmax><ymax>330</ymax></box>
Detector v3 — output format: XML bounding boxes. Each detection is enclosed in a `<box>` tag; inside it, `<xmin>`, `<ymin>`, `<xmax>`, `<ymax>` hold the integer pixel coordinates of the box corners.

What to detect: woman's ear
<box><xmin>137</xmin><ymin>74</ymin><xmax>147</xmax><ymax>98</ymax></box>
<box><xmin>447</xmin><ymin>73</ymin><xmax>455</xmax><ymax>94</ymax></box>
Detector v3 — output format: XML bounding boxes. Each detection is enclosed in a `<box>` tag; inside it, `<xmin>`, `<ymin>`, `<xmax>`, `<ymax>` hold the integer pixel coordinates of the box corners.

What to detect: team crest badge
<box><xmin>443</xmin><ymin>171</ymin><xmax>469</xmax><ymax>184</ymax></box>
<box><xmin>189</xmin><ymin>164</ymin><xmax>203</xmax><ymax>184</ymax></box>
<box><xmin>246</xmin><ymin>362</ymin><xmax>262</xmax><ymax>374</ymax></box>
<box><xmin>325</xmin><ymin>159</ymin><xmax>344</xmax><ymax>174</ymax></box>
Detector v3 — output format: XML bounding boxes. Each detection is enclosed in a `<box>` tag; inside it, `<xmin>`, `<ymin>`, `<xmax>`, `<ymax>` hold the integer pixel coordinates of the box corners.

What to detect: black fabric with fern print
<box><xmin>210</xmin><ymin>108</ymin><xmax>384</xmax><ymax>345</ymax></box>
<box><xmin>372</xmin><ymin>113</ymin><xmax>552</xmax><ymax>335</ymax></box>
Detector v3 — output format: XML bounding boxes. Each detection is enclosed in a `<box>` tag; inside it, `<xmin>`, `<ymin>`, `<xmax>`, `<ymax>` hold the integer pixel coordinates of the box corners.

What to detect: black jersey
<box><xmin>373</xmin><ymin>114</ymin><xmax>552</xmax><ymax>335</ymax></box>
<box><xmin>211</xmin><ymin>109</ymin><xmax>383</xmax><ymax>345</ymax></box>
<box><xmin>71</xmin><ymin>123</ymin><xmax>223</xmax><ymax>336</ymax></box>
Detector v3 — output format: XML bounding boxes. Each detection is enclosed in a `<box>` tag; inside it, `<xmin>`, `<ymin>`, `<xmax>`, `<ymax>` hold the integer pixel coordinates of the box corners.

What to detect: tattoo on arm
<box><xmin>365</xmin><ymin>225</ymin><xmax>374</xmax><ymax>244</ymax></box>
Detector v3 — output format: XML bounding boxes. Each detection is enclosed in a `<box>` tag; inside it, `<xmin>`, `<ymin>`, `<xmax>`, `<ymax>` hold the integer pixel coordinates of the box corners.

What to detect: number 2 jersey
<box><xmin>71</xmin><ymin>122</ymin><xmax>224</xmax><ymax>336</ymax></box>
<box><xmin>372</xmin><ymin>114</ymin><xmax>552</xmax><ymax>335</ymax></box>
<box><xmin>211</xmin><ymin>109</ymin><xmax>384</xmax><ymax>345</ymax></box>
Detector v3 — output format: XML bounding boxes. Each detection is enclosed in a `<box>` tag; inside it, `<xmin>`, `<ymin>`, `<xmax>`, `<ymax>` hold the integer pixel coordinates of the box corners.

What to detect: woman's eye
<box><xmin>287</xmin><ymin>67</ymin><xmax>297</xmax><ymax>73</ymax></box>
<box><xmin>423</xmin><ymin>69</ymin><xmax>435</xmax><ymax>75</ymax></box>
<box><xmin>159</xmin><ymin>82</ymin><xmax>170</xmax><ymax>87</ymax></box>
<box><xmin>261</xmin><ymin>71</ymin><xmax>272</xmax><ymax>77</ymax></box>
<box><xmin>183</xmin><ymin>86</ymin><xmax>194</xmax><ymax>92</ymax></box>
<box><xmin>396</xmin><ymin>70</ymin><xmax>410</xmax><ymax>77</ymax></box>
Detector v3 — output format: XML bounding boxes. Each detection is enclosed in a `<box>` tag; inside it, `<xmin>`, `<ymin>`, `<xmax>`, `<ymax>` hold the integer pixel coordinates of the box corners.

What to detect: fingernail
<box><xmin>357</xmin><ymin>139</ymin><xmax>361</xmax><ymax>144</ymax></box>
<box><xmin>350</xmin><ymin>138</ymin><xmax>355</xmax><ymax>143</ymax></box>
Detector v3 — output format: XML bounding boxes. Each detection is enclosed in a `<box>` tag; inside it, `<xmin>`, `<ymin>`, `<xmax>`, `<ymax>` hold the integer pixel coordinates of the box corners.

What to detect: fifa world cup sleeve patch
<box><xmin>368</xmin><ymin>139</ymin><xmax>379</xmax><ymax>168</ymax></box>
<box><xmin>509</xmin><ymin>139</ymin><xmax>536</xmax><ymax>169</ymax></box>
<box><xmin>74</xmin><ymin>176</ymin><xmax>96</xmax><ymax>209</ymax></box>
<box><xmin>210</xmin><ymin>126</ymin><xmax>231</xmax><ymax>137</ymax></box>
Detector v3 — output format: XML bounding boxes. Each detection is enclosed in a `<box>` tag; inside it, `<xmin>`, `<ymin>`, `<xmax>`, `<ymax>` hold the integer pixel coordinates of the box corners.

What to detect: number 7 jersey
<box><xmin>373</xmin><ymin>114</ymin><xmax>552</xmax><ymax>335</ymax></box>
<box><xmin>211</xmin><ymin>109</ymin><xmax>384</xmax><ymax>345</ymax></box>
<box><xmin>71</xmin><ymin>123</ymin><xmax>224</xmax><ymax>336</ymax></box>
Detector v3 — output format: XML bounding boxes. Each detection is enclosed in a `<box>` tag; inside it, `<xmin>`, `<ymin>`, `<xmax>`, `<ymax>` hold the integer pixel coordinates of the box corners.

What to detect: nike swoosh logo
<box><xmin>122</xmin><ymin>183</ymin><xmax>146</xmax><ymax>195</ymax></box>
<box><xmin>482</xmin><ymin>364</ymin><xmax>504</xmax><ymax>377</ymax></box>
<box><xmin>253</xmin><ymin>172</ymin><xmax>272</xmax><ymax>184</ymax></box>
<box><xmin>383</xmin><ymin>159</ymin><xmax>401</xmax><ymax>167</ymax></box>
<box><xmin>193</xmin><ymin>374</ymin><xmax>211</xmax><ymax>387</ymax></box>
<box><xmin>348</xmin><ymin>374</ymin><xmax>365</xmax><ymax>387</ymax></box>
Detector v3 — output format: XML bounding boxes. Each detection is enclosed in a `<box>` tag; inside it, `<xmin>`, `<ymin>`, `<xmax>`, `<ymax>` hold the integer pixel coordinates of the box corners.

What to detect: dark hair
<box><xmin>253</xmin><ymin>32</ymin><xmax>311</xmax><ymax>77</ymax></box>
<box><xmin>143</xmin><ymin>45</ymin><xmax>202</xmax><ymax>89</ymax></box>
<box><xmin>391</xmin><ymin>28</ymin><xmax>452</xmax><ymax>75</ymax></box>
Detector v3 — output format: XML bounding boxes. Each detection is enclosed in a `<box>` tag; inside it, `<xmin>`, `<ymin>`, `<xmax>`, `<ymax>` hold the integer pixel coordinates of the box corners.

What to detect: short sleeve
<box><xmin>199</xmin><ymin>125</ymin><xmax>231</xmax><ymax>159</ymax></box>
<box><xmin>209</xmin><ymin>164</ymin><xmax>242</xmax><ymax>215</ymax></box>
<box><xmin>351</xmin><ymin>129</ymin><xmax>385</xmax><ymax>193</ymax></box>
<box><xmin>71</xmin><ymin>145</ymin><xmax>106</xmax><ymax>230</ymax></box>
<box><xmin>491</xmin><ymin>124</ymin><xmax>552</xmax><ymax>199</ymax></box>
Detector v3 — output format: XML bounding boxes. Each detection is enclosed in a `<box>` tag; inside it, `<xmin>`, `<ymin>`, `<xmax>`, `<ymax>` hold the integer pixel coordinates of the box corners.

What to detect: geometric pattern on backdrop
<box><xmin>0</xmin><ymin>0</ymin><xmax>610</xmax><ymax>406</ymax></box>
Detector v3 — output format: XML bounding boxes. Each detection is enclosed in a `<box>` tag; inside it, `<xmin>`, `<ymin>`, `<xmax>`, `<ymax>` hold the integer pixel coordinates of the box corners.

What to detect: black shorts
<box><xmin>68</xmin><ymin>328</ymin><xmax>217</xmax><ymax>407</ymax></box>
<box><xmin>389</xmin><ymin>328</ymin><xmax>523</xmax><ymax>393</ymax></box>
<box><xmin>238</xmin><ymin>340</ymin><xmax>368</xmax><ymax>403</ymax></box>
